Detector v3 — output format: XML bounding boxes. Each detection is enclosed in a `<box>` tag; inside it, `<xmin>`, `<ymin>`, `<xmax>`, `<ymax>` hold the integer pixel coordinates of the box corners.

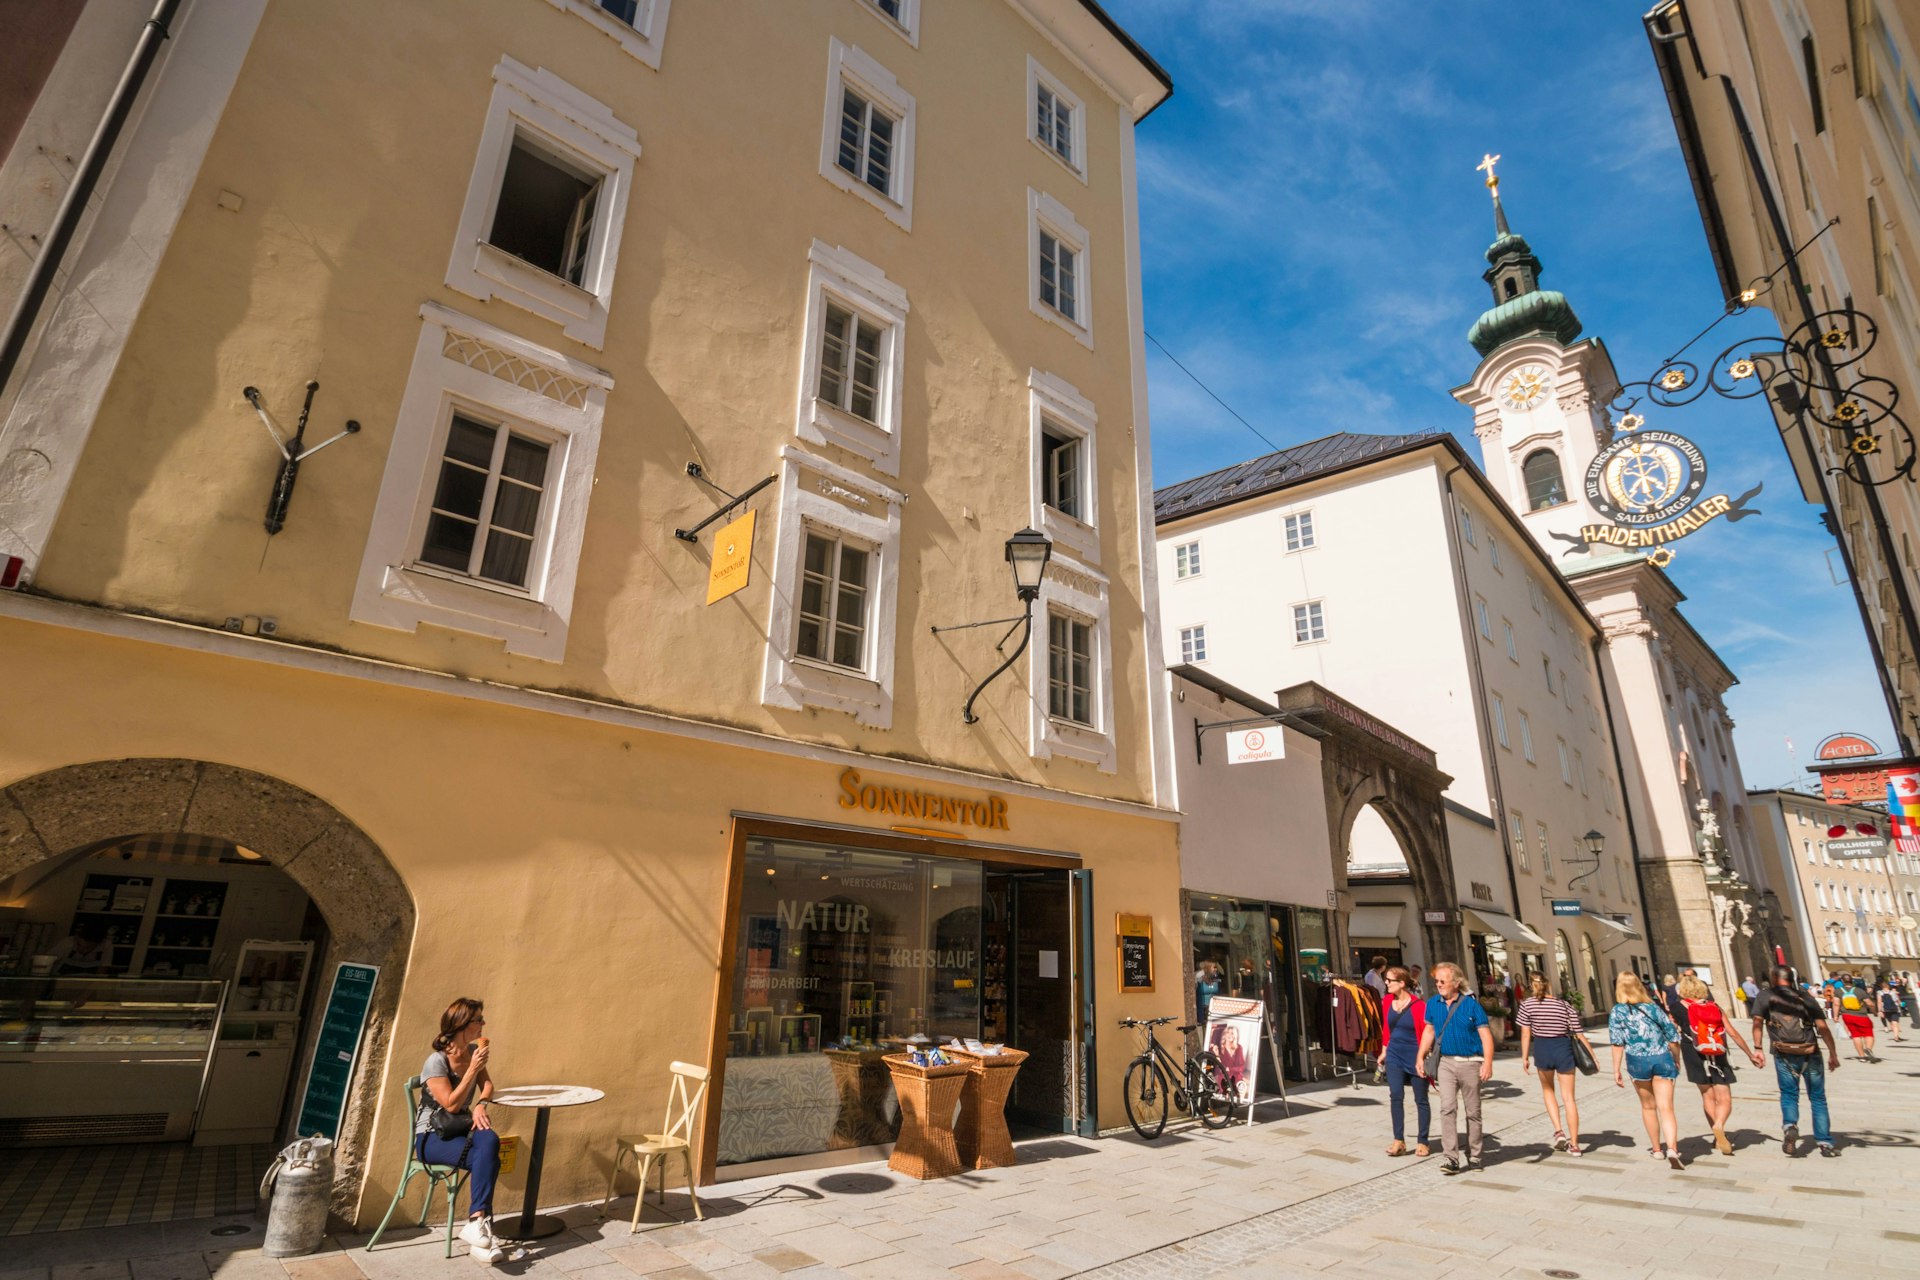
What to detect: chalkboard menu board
<box><xmin>1116</xmin><ymin>913</ymin><xmax>1154</xmax><ymax>993</ymax></box>
<box><xmin>295</xmin><ymin>961</ymin><xmax>380</xmax><ymax>1140</ymax></box>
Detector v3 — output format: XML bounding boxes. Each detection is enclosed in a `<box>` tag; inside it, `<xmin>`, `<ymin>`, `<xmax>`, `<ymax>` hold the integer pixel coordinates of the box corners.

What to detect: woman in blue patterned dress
<box><xmin>1609</xmin><ymin>971</ymin><xmax>1685</xmax><ymax>1169</ymax></box>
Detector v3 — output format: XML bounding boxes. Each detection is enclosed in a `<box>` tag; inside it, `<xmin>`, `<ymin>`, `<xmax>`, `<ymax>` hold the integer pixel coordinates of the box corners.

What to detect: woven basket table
<box><xmin>950</xmin><ymin>1047</ymin><xmax>1029</xmax><ymax>1170</ymax></box>
<box><xmin>881</xmin><ymin>1053</ymin><xmax>970</xmax><ymax>1179</ymax></box>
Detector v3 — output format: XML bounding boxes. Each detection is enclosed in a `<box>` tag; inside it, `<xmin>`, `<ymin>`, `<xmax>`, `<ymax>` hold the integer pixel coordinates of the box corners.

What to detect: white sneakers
<box><xmin>459</xmin><ymin>1216</ymin><xmax>507</xmax><ymax>1264</ymax></box>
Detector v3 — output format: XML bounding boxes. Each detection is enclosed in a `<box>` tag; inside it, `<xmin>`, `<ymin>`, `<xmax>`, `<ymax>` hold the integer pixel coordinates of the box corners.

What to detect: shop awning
<box><xmin>1584</xmin><ymin>913</ymin><xmax>1642</xmax><ymax>940</ymax></box>
<box><xmin>1347</xmin><ymin>904</ymin><xmax>1405</xmax><ymax>940</ymax></box>
<box><xmin>1464</xmin><ymin>908</ymin><xmax>1547</xmax><ymax>948</ymax></box>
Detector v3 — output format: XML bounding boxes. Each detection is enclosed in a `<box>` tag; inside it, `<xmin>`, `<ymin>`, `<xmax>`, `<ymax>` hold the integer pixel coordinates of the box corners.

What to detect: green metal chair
<box><xmin>366</xmin><ymin>1075</ymin><xmax>471</xmax><ymax>1257</ymax></box>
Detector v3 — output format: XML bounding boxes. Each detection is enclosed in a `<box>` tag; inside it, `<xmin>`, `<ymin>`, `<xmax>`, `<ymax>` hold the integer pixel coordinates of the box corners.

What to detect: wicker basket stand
<box><xmin>881</xmin><ymin>1053</ymin><xmax>970</xmax><ymax>1179</ymax></box>
<box><xmin>950</xmin><ymin>1047</ymin><xmax>1029</xmax><ymax>1170</ymax></box>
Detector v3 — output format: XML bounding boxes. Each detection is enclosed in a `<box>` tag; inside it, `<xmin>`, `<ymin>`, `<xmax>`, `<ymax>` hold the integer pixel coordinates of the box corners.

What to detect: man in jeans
<box><xmin>1414</xmin><ymin>961</ymin><xmax>1495</xmax><ymax>1174</ymax></box>
<box><xmin>1750</xmin><ymin>965</ymin><xmax>1842</xmax><ymax>1157</ymax></box>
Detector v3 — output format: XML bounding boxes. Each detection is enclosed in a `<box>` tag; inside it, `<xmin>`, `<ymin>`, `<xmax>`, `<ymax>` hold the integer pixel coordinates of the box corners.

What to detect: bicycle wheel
<box><xmin>1122</xmin><ymin>1058</ymin><xmax>1169</xmax><ymax>1140</ymax></box>
<box><xmin>1191</xmin><ymin>1050</ymin><xmax>1237</xmax><ymax>1129</ymax></box>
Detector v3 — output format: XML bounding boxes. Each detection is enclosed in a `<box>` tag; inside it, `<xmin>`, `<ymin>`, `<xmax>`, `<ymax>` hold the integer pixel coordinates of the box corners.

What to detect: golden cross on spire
<box><xmin>1477</xmin><ymin>152</ymin><xmax>1501</xmax><ymax>189</ymax></box>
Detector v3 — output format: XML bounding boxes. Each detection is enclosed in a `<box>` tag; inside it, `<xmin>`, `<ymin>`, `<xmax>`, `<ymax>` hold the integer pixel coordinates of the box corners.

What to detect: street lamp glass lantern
<box><xmin>1583</xmin><ymin>829</ymin><xmax>1605</xmax><ymax>859</ymax></box>
<box><xmin>1006</xmin><ymin>527</ymin><xmax>1052</xmax><ymax>600</ymax></box>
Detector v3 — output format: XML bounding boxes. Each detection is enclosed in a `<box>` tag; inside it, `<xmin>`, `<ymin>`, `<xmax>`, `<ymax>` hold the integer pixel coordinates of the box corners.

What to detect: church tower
<box><xmin>1450</xmin><ymin>157</ymin><xmax>1625</xmax><ymax>563</ymax></box>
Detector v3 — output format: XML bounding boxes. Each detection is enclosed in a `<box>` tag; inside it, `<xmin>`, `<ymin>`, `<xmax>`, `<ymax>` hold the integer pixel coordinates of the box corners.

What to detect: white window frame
<box><xmin>1285</xmin><ymin>510</ymin><xmax>1316</xmax><ymax>552</ymax></box>
<box><xmin>1536</xmin><ymin>821</ymin><xmax>1552</xmax><ymax>876</ymax></box>
<box><xmin>1475</xmin><ymin>597</ymin><xmax>1492</xmax><ymax>640</ymax></box>
<box><xmin>1503</xmin><ymin>620</ymin><xmax>1517</xmax><ymax>661</ymax></box>
<box><xmin>1520</xmin><ymin>711</ymin><xmax>1535</xmax><ymax>762</ymax></box>
<box><xmin>794</xmin><ymin>240</ymin><xmax>909</xmax><ymax>475</ymax></box>
<box><xmin>1510</xmin><ymin>811</ymin><xmax>1529</xmax><ymax>871</ymax></box>
<box><xmin>1028</xmin><ymin>187</ymin><xmax>1092</xmax><ymax>347</ymax></box>
<box><xmin>445</xmin><ymin>57</ymin><xmax>641</xmax><ymax>350</ymax></box>
<box><xmin>762</xmin><ymin>445</ymin><xmax>905</xmax><ymax>727</ymax></box>
<box><xmin>858</xmin><ymin>0</ymin><xmax>920</xmax><ymax>45</ymax></box>
<box><xmin>1527</xmin><ymin>575</ymin><xmax>1542</xmax><ymax>613</ymax></box>
<box><xmin>542</xmin><ymin>0</ymin><xmax>673</xmax><ymax>70</ymax></box>
<box><xmin>1492</xmin><ymin>694</ymin><xmax>1509</xmax><ymax>748</ymax></box>
<box><xmin>1575</xmin><ymin>749</ymin><xmax>1587</xmax><ymax>794</ymax></box>
<box><xmin>1029</xmin><ymin>370</ymin><xmax>1099</xmax><ymax>563</ymax></box>
<box><xmin>1557</xmin><ymin>739</ymin><xmax>1572</xmax><ymax>785</ymax></box>
<box><xmin>1173</xmin><ymin>541</ymin><xmax>1201</xmax><ymax>579</ymax></box>
<box><xmin>1489</xmin><ymin>537</ymin><xmax>1503</xmax><ymax>571</ymax></box>
<box><xmin>1027</xmin><ymin>56</ymin><xmax>1086</xmax><ymax>182</ymax></box>
<box><xmin>1459</xmin><ymin>505</ymin><xmax>1476</xmax><ymax>545</ymax></box>
<box><xmin>351</xmin><ymin>303</ymin><xmax>610</xmax><ymax>661</ymax></box>
<box><xmin>819</xmin><ymin>39</ymin><xmax>916</xmax><ymax>230</ymax></box>
<box><xmin>1293</xmin><ymin>600</ymin><xmax>1326</xmax><ymax>645</ymax></box>
<box><xmin>1179</xmin><ymin>624</ymin><xmax>1208</xmax><ymax>665</ymax></box>
<box><xmin>1029</xmin><ymin>553</ymin><xmax>1116</xmax><ymax>772</ymax></box>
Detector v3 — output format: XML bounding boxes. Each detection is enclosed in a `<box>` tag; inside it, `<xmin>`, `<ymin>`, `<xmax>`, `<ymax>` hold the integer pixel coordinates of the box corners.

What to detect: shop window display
<box><xmin>721</xmin><ymin>839</ymin><xmax>983</xmax><ymax>1166</ymax></box>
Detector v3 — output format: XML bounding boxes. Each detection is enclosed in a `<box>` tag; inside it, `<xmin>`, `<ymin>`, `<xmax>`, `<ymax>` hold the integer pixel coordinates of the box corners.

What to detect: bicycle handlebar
<box><xmin>1117</xmin><ymin>1016</ymin><xmax>1178</xmax><ymax>1028</ymax></box>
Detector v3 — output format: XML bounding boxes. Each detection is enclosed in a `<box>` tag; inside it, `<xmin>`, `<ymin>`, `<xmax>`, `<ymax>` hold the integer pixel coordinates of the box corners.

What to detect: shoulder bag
<box><xmin>1565</xmin><ymin>999</ymin><xmax>1599</xmax><ymax>1075</ymax></box>
<box><xmin>1420</xmin><ymin>997</ymin><xmax>1465</xmax><ymax>1080</ymax></box>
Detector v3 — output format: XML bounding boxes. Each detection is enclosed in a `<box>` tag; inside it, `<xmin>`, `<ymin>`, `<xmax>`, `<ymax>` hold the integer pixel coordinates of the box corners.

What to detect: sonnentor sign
<box><xmin>835</xmin><ymin>767</ymin><xmax>1010</xmax><ymax>831</ymax></box>
<box><xmin>1553</xmin><ymin>423</ymin><xmax>1760</xmax><ymax>566</ymax></box>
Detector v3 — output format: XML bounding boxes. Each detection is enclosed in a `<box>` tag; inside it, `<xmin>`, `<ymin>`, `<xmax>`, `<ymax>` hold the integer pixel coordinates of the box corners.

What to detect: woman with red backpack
<box><xmin>1676</xmin><ymin>975</ymin><xmax>1764</xmax><ymax>1156</ymax></box>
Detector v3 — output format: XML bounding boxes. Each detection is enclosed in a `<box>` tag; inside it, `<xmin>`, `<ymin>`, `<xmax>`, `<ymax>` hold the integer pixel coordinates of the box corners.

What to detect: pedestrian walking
<box><xmin>1414</xmin><ymin>961</ymin><xmax>1495</xmax><ymax>1176</ymax></box>
<box><xmin>1875</xmin><ymin>981</ymin><xmax>1904</xmax><ymax>1043</ymax></box>
<box><xmin>1750</xmin><ymin>965</ymin><xmax>1842</xmax><ymax>1158</ymax></box>
<box><xmin>1837</xmin><ymin>985</ymin><xmax>1878</xmax><ymax>1061</ymax></box>
<box><xmin>1675</xmin><ymin>975</ymin><xmax>1763</xmax><ymax>1156</ymax></box>
<box><xmin>1195</xmin><ymin>960</ymin><xmax>1225</xmax><ymax>1024</ymax></box>
<box><xmin>1409</xmin><ymin>964</ymin><xmax>1426</xmax><ymax>996</ymax></box>
<box><xmin>1374</xmin><ymin>965</ymin><xmax>1429</xmax><ymax>1158</ymax></box>
<box><xmin>1741</xmin><ymin>974</ymin><xmax>1761</xmax><ymax>1004</ymax></box>
<box><xmin>1609</xmin><ymin>972</ymin><xmax>1685</xmax><ymax>1169</ymax></box>
<box><xmin>1515</xmin><ymin>974</ymin><xmax>1595</xmax><ymax>1155</ymax></box>
<box><xmin>1363</xmin><ymin>954</ymin><xmax>1389</xmax><ymax>998</ymax></box>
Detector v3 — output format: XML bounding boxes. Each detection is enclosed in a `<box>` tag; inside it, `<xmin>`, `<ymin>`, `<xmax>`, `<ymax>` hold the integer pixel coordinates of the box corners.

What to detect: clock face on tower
<box><xmin>1499</xmin><ymin>364</ymin><xmax>1550</xmax><ymax>411</ymax></box>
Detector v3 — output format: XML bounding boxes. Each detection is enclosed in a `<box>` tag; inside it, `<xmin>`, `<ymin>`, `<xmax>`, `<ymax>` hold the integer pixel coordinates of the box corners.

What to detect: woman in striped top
<box><xmin>1516</xmin><ymin>974</ymin><xmax>1596</xmax><ymax>1155</ymax></box>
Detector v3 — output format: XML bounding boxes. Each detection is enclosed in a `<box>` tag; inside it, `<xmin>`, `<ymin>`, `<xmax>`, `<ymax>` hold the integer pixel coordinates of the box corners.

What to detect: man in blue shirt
<box><xmin>1415</xmin><ymin>961</ymin><xmax>1496</xmax><ymax>1174</ymax></box>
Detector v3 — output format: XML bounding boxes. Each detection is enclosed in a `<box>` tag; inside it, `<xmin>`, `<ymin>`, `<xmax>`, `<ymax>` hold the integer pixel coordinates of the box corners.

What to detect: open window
<box><xmin>446</xmin><ymin>58</ymin><xmax>641</xmax><ymax>349</ymax></box>
<box><xmin>1028</xmin><ymin>370</ymin><xmax>1098</xmax><ymax>563</ymax></box>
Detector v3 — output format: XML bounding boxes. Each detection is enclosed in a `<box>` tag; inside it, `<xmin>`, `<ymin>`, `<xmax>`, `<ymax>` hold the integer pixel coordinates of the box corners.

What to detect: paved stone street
<box><xmin>7</xmin><ymin>1033</ymin><xmax>1917</xmax><ymax>1280</ymax></box>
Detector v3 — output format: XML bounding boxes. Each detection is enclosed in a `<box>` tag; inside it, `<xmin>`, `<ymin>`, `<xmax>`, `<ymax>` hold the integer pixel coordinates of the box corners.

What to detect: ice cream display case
<box><xmin>0</xmin><ymin>976</ymin><xmax>224</xmax><ymax>1145</ymax></box>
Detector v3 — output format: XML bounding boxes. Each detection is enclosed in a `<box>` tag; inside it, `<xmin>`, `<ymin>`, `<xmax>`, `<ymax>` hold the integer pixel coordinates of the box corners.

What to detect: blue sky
<box><xmin>1105</xmin><ymin>0</ymin><xmax>1895</xmax><ymax>789</ymax></box>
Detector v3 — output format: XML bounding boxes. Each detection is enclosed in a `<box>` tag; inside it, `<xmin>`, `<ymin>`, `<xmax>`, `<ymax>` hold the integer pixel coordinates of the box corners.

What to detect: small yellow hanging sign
<box><xmin>706</xmin><ymin>509</ymin><xmax>756</xmax><ymax>604</ymax></box>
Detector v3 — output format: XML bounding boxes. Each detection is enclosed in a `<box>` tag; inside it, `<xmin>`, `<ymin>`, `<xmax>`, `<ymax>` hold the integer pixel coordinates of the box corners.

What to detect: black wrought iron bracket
<box><xmin>1609</xmin><ymin>220</ymin><xmax>1914</xmax><ymax>492</ymax></box>
<box><xmin>931</xmin><ymin>607</ymin><xmax>1035</xmax><ymax>725</ymax></box>
<box><xmin>674</xmin><ymin>461</ymin><xmax>775</xmax><ymax>543</ymax></box>
<box><xmin>243</xmin><ymin>381</ymin><xmax>359</xmax><ymax>536</ymax></box>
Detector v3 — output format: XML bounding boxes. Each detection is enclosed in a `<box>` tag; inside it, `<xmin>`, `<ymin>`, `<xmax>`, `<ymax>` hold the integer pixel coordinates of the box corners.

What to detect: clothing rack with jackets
<box><xmin>1311</xmin><ymin>977</ymin><xmax>1383</xmax><ymax>1082</ymax></box>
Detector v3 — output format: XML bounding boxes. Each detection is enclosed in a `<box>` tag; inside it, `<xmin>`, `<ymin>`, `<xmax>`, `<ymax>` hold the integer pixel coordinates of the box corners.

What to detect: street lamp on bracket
<box><xmin>930</xmin><ymin>528</ymin><xmax>1052</xmax><ymax>725</ymax></box>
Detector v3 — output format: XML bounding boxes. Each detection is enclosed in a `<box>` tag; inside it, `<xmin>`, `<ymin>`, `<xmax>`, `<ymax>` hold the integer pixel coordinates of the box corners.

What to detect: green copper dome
<box><xmin>1468</xmin><ymin>288</ymin><xmax>1582</xmax><ymax>356</ymax></box>
<box><xmin>1467</xmin><ymin>189</ymin><xmax>1583</xmax><ymax>356</ymax></box>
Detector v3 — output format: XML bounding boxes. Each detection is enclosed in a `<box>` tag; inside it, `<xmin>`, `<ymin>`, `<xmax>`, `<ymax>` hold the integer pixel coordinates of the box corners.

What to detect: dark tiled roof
<box><xmin>1153</xmin><ymin>431</ymin><xmax>1448</xmax><ymax>524</ymax></box>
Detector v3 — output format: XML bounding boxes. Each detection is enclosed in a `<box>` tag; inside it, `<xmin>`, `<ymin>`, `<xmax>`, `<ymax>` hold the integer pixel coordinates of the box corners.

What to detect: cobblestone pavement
<box><xmin>6</xmin><ymin>1033</ymin><xmax>1918</xmax><ymax>1280</ymax></box>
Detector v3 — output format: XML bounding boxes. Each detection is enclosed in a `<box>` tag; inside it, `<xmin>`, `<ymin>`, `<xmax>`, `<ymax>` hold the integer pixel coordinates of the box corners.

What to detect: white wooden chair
<box><xmin>600</xmin><ymin>1060</ymin><xmax>709</xmax><ymax>1230</ymax></box>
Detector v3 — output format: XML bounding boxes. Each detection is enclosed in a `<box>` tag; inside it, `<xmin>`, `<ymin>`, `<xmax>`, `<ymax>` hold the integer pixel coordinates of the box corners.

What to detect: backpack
<box><xmin>1842</xmin><ymin>994</ymin><xmax>1863</xmax><ymax>1012</ymax></box>
<box><xmin>1687</xmin><ymin>1003</ymin><xmax>1727</xmax><ymax>1056</ymax></box>
<box><xmin>1764</xmin><ymin>989</ymin><xmax>1820</xmax><ymax>1055</ymax></box>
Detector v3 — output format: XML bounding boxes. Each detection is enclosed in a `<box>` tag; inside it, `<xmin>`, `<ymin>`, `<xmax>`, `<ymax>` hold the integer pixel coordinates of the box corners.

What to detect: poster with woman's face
<box><xmin>1204</xmin><ymin>997</ymin><xmax>1263</xmax><ymax>1107</ymax></box>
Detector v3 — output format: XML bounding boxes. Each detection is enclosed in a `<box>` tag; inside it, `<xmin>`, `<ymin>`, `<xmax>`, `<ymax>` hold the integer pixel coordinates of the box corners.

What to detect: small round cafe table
<box><xmin>489</xmin><ymin>1084</ymin><xmax>604</xmax><ymax>1241</ymax></box>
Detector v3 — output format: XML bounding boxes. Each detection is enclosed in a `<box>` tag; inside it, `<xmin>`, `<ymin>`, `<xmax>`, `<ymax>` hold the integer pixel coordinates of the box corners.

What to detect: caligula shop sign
<box><xmin>836</xmin><ymin>766</ymin><xmax>1011</xmax><ymax>832</ymax></box>
<box><xmin>1554</xmin><ymin>424</ymin><xmax>1761</xmax><ymax>566</ymax></box>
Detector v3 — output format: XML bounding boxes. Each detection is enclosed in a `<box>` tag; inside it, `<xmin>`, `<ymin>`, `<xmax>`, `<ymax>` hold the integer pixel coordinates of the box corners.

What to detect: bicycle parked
<box><xmin>1119</xmin><ymin>1015</ymin><xmax>1237</xmax><ymax>1138</ymax></box>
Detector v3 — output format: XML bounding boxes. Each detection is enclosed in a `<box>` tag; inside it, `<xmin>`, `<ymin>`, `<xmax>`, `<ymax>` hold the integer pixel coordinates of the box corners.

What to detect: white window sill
<box><xmin>543</xmin><ymin>0</ymin><xmax>670</xmax><ymax>69</ymax></box>
<box><xmin>768</xmin><ymin>650</ymin><xmax>890</xmax><ymax>725</ymax></box>
<box><xmin>456</xmin><ymin>241</ymin><xmax>603</xmax><ymax>343</ymax></box>
<box><xmin>1040</xmin><ymin>714</ymin><xmax>1113</xmax><ymax>769</ymax></box>
<box><xmin>822</xmin><ymin>162</ymin><xmax>912</xmax><ymax>231</ymax></box>
<box><xmin>1039</xmin><ymin>504</ymin><xmax>1097</xmax><ymax>565</ymax></box>
<box><xmin>801</xmin><ymin>396</ymin><xmax>895</xmax><ymax>472</ymax></box>
<box><xmin>1032</xmin><ymin>137</ymin><xmax>1086</xmax><ymax>185</ymax></box>
<box><xmin>357</xmin><ymin>562</ymin><xmax>564</xmax><ymax>662</ymax></box>
<box><xmin>1031</xmin><ymin>297</ymin><xmax>1093</xmax><ymax>349</ymax></box>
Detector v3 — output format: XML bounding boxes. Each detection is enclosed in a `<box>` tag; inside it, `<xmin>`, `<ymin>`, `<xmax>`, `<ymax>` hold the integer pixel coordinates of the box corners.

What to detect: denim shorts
<box><xmin>1625</xmin><ymin>1050</ymin><xmax>1677</xmax><ymax>1081</ymax></box>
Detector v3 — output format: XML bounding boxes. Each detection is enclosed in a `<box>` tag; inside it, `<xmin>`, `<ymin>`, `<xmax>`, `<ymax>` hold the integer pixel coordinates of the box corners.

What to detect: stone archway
<box><xmin>0</xmin><ymin>759</ymin><xmax>410</xmax><ymax>1215</ymax></box>
<box><xmin>1274</xmin><ymin>682</ymin><xmax>1460</xmax><ymax>967</ymax></box>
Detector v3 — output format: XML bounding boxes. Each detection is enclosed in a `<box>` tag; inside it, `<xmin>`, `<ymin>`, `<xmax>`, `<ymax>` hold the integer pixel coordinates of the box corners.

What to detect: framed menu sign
<box><xmin>295</xmin><ymin>961</ymin><xmax>379</xmax><ymax>1141</ymax></box>
<box><xmin>1116</xmin><ymin>913</ymin><xmax>1154</xmax><ymax>993</ymax></box>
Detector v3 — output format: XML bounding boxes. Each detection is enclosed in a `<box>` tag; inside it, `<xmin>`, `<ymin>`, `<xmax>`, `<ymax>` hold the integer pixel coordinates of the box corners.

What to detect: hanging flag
<box><xmin>1887</xmin><ymin>765</ymin><xmax>1920</xmax><ymax>853</ymax></box>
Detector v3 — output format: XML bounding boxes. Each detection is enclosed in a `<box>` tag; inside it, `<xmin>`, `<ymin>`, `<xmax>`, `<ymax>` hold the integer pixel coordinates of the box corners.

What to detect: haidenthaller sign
<box><xmin>1551</xmin><ymin>424</ymin><xmax>1761</xmax><ymax>566</ymax></box>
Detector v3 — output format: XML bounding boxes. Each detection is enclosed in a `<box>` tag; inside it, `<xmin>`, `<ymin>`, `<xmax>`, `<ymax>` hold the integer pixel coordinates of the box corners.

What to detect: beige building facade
<box><xmin>1647</xmin><ymin>0</ymin><xmax>1920</xmax><ymax>757</ymax></box>
<box><xmin>0</xmin><ymin>0</ymin><xmax>1183</xmax><ymax>1223</ymax></box>
<box><xmin>1748</xmin><ymin>787</ymin><xmax>1920</xmax><ymax>981</ymax></box>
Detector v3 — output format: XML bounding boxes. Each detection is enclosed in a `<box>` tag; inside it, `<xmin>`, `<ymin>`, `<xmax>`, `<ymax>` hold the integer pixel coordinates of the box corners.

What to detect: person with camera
<box><xmin>416</xmin><ymin>997</ymin><xmax>504</xmax><ymax>1261</ymax></box>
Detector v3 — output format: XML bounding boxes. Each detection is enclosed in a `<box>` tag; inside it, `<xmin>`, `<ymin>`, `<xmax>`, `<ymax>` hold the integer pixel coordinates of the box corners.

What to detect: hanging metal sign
<box><xmin>1551</xmin><ymin>422</ymin><xmax>1761</xmax><ymax>567</ymax></box>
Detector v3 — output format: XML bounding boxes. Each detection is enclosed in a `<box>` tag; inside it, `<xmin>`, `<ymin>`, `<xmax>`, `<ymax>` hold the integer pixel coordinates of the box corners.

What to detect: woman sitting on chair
<box><xmin>417</xmin><ymin>997</ymin><xmax>504</xmax><ymax>1263</ymax></box>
